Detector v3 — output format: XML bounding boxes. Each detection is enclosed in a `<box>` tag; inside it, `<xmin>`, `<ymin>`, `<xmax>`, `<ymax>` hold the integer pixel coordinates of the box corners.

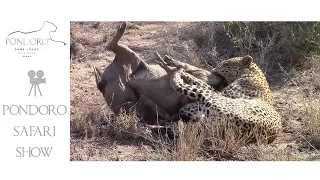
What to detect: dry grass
<box><xmin>170</xmin><ymin>122</ymin><xmax>205</xmax><ymax>161</ymax></box>
<box><xmin>71</xmin><ymin>104</ymin><xmax>156</xmax><ymax>142</ymax></box>
<box><xmin>154</xmin><ymin>119</ymin><xmax>274</xmax><ymax>161</ymax></box>
<box><xmin>303</xmin><ymin>98</ymin><xmax>320</xmax><ymax>149</ymax></box>
<box><xmin>72</xmin><ymin>104</ymin><xmax>272</xmax><ymax>161</ymax></box>
<box><xmin>71</xmin><ymin>91</ymin><xmax>320</xmax><ymax>161</ymax></box>
<box><xmin>169</xmin><ymin>120</ymin><xmax>251</xmax><ymax>161</ymax></box>
<box><xmin>70</xmin><ymin>105</ymin><xmax>165</xmax><ymax>161</ymax></box>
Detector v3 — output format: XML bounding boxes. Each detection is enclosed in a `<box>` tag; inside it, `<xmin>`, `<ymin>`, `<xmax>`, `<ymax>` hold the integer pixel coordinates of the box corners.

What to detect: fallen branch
<box><xmin>278</xmin><ymin>63</ymin><xmax>298</xmax><ymax>87</ymax></box>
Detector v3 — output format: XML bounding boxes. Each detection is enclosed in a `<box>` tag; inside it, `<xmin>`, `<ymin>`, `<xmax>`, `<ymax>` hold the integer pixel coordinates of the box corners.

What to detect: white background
<box><xmin>0</xmin><ymin>19</ymin><xmax>70</xmax><ymax>174</ymax></box>
<box><xmin>0</xmin><ymin>0</ymin><xmax>319</xmax><ymax>180</ymax></box>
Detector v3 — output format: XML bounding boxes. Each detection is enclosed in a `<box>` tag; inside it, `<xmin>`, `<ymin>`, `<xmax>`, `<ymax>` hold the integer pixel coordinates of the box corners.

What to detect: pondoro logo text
<box><xmin>6</xmin><ymin>21</ymin><xmax>66</xmax><ymax>58</ymax></box>
<box><xmin>6</xmin><ymin>38</ymin><xmax>49</xmax><ymax>46</ymax></box>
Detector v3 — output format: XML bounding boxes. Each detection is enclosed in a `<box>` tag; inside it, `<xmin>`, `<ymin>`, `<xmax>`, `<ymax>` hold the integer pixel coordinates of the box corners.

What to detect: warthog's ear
<box><xmin>94</xmin><ymin>67</ymin><xmax>107</xmax><ymax>92</ymax></box>
<box><xmin>241</xmin><ymin>55</ymin><xmax>253</xmax><ymax>68</ymax></box>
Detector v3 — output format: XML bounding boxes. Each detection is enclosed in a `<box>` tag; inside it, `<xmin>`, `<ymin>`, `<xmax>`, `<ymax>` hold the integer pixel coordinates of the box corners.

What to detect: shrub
<box><xmin>180</xmin><ymin>22</ymin><xmax>236</xmax><ymax>68</ymax></box>
<box><xmin>181</xmin><ymin>22</ymin><xmax>320</xmax><ymax>75</ymax></box>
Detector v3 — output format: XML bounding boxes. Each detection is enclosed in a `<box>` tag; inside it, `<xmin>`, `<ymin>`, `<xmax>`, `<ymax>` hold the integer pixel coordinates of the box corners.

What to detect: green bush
<box><xmin>181</xmin><ymin>22</ymin><xmax>320</xmax><ymax>74</ymax></box>
<box><xmin>180</xmin><ymin>22</ymin><xmax>237</xmax><ymax>68</ymax></box>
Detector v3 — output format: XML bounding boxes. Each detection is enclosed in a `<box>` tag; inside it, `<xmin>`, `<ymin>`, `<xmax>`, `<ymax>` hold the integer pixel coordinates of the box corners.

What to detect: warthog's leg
<box><xmin>154</xmin><ymin>52</ymin><xmax>205</xmax><ymax>74</ymax></box>
<box><xmin>136</xmin><ymin>95</ymin><xmax>172</xmax><ymax>125</ymax></box>
<box><xmin>154</xmin><ymin>52</ymin><xmax>176</xmax><ymax>74</ymax></box>
<box><xmin>123</xmin><ymin>64</ymin><xmax>172</xmax><ymax>125</ymax></box>
<box><xmin>163</xmin><ymin>55</ymin><xmax>209</xmax><ymax>73</ymax></box>
<box><xmin>159</xmin><ymin>54</ymin><xmax>227</xmax><ymax>91</ymax></box>
<box><xmin>106</xmin><ymin>22</ymin><xmax>126</xmax><ymax>52</ymax></box>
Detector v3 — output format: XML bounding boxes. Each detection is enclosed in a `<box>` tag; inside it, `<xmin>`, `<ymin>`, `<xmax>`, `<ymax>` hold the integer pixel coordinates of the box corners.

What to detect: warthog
<box><xmin>94</xmin><ymin>22</ymin><xmax>226</xmax><ymax>124</ymax></box>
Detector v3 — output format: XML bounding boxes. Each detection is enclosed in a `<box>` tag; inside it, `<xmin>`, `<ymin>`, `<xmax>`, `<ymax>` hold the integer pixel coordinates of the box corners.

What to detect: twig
<box><xmin>282</xmin><ymin>118</ymin><xmax>319</xmax><ymax>152</ymax></box>
<box><xmin>278</xmin><ymin>63</ymin><xmax>298</xmax><ymax>86</ymax></box>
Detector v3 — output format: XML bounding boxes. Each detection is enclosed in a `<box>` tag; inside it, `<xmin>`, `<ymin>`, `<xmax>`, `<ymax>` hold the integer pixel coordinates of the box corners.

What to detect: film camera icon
<box><xmin>28</xmin><ymin>70</ymin><xmax>46</xmax><ymax>97</ymax></box>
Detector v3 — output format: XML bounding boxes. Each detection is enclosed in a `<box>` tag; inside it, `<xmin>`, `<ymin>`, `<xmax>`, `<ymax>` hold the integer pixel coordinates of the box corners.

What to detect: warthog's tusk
<box><xmin>93</xmin><ymin>66</ymin><xmax>102</xmax><ymax>89</ymax></box>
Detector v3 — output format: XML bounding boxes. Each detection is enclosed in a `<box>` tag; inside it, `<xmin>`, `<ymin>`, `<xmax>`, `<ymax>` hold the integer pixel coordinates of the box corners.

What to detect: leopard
<box><xmin>162</xmin><ymin>55</ymin><xmax>273</xmax><ymax>106</ymax></box>
<box><xmin>170</xmin><ymin>68</ymin><xmax>282</xmax><ymax>143</ymax></box>
<box><xmin>211</xmin><ymin>55</ymin><xmax>273</xmax><ymax>106</ymax></box>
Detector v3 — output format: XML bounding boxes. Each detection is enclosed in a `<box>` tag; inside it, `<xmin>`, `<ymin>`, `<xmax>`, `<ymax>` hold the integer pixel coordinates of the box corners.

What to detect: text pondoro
<box><xmin>6</xmin><ymin>38</ymin><xmax>49</xmax><ymax>46</ymax></box>
<box><xmin>2</xmin><ymin>105</ymin><xmax>67</xmax><ymax>115</ymax></box>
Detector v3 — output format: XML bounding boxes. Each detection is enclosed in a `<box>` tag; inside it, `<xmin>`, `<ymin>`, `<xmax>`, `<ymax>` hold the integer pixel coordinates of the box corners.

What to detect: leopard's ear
<box><xmin>241</xmin><ymin>55</ymin><xmax>253</xmax><ymax>67</ymax></box>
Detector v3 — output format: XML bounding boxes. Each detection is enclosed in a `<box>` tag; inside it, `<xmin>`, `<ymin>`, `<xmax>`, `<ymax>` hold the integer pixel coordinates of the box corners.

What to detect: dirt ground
<box><xmin>70</xmin><ymin>22</ymin><xmax>320</xmax><ymax>161</ymax></box>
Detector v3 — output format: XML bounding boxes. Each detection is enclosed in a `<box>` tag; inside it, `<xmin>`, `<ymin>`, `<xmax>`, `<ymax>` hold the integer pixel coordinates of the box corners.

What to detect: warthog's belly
<box><xmin>130</xmin><ymin>64</ymin><xmax>189</xmax><ymax>115</ymax></box>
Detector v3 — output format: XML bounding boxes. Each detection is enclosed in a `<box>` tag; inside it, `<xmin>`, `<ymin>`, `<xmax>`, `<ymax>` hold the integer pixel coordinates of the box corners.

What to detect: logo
<box><xmin>6</xmin><ymin>21</ymin><xmax>66</xmax><ymax>58</ymax></box>
<box><xmin>28</xmin><ymin>70</ymin><xmax>46</xmax><ymax>97</ymax></box>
